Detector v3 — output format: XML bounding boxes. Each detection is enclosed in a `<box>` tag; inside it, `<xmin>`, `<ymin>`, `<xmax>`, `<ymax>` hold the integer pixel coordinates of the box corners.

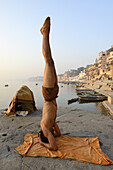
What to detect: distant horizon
<box><xmin>0</xmin><ymin>65</ymin><xmax>87</xmax><ymax>82</ymax></box>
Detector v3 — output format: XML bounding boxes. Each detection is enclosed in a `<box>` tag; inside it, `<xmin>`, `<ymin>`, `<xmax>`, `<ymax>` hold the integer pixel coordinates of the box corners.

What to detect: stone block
<box><xmin>93</xmin><ymin>85</ymin><xmax>102</xmax><ymax>89</ymax></box>
<box><xmin>108</xmin><ymin>96</ymin><xmax>113</xmax><ymax>104</ymax></box>
<box><xmin>100</xmin><ymin>86</ymin><xmax>111</xmax><ymax>91</ymax></box>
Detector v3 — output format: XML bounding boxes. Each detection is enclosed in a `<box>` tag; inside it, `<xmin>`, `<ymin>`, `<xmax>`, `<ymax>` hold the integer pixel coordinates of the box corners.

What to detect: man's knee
<box><xmin>46</xmin><ymin>58</ymin><xmax>54</xmax><ymax>66</ymax></box>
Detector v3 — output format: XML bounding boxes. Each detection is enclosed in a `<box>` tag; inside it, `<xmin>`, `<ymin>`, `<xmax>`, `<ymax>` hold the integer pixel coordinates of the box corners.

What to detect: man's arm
<box><xmin>39</xmin><ymin>123</ymin><xmax>58</xmax><ymax>151</ymax></box>
<box><xmin>53</xmin><ymin>122</ymin><xmax>61</xmax><ymax>137</ymax></box>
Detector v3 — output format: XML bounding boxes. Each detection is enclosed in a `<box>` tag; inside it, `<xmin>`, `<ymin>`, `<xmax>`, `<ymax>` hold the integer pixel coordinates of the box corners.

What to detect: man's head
<box><xmin>38</xmin><ymin>128</ymin><xmax>54</xmax><ymax>143</ymax></box>
<box><xmin>38</xmin><ymin>130</ymin><xmax>49</xmax><ymax>143</ymax></box>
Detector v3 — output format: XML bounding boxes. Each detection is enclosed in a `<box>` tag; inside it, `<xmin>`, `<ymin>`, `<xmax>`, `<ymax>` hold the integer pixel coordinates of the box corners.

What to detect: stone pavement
<box><xmin>0</xmin><ymin>107</ymin><xmax>113</xmax><ymax>170</ymax></box>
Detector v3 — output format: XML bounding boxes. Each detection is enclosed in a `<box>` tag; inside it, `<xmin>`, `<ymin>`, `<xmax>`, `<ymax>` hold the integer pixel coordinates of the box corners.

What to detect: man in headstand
<box><xmin>38</xmin><ymin>17</ymin><xmax>61</xmax><ymax>151</ymax></box>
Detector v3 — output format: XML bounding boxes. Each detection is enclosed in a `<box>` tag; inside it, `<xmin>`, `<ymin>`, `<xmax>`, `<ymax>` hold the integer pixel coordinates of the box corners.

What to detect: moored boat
<box><xmin>78</xmin><ymin>94</ymin><xmax>107</xmax><ymax>102</ymax></box>
<box><xmin>76</xmin><ymin>88</ymin><xmax>92</xmax><ymax>92</ymax></box>
<box><xmin>76</xmin><ymin>90</ymin><xmax>102</xmax><ymax>96</ymax></box>
<box><xmin>68</xmin><ymin>98</ymin><xmax>79</xmax><ymax>104</ymax></box>
<box><xmin>73</xmin><ymin>85</ymin><xmax>83</xmax><ymax>88</ymax></box>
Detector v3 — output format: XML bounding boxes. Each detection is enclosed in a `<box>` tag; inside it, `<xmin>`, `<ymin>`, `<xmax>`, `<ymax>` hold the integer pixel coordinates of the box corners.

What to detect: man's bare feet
<box><xmin>40</xmin><ymin>17</ymin><xmax>50</xmax><ymax>34</ymax></box>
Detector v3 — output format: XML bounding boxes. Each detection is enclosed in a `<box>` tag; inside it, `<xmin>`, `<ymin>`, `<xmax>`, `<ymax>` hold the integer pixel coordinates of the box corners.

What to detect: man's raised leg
<box><xmin>40</xmin><ymin>17</ymin><xmax>57</xmax><ymax>88</ymax></box>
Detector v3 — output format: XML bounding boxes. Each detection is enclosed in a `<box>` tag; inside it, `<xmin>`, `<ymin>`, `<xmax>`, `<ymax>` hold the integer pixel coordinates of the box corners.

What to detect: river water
<box><xmin>0</xmin><ymin>80</ymin><xmax>110</xmax><ymax>116</ymax></box>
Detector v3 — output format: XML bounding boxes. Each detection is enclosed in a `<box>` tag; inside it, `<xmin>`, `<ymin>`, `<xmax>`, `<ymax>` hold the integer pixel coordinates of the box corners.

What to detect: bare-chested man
<box><xmin>38</xmin><ymin>17</ymin><xmax>61</xmax><ymax>151</ymax></box>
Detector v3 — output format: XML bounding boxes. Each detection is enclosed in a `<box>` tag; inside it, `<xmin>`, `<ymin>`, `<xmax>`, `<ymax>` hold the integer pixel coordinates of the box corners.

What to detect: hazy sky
<box><xmin>0</xmin><ymin>0</ymin><xmax>113</xmax><ymax>80</ymax></box>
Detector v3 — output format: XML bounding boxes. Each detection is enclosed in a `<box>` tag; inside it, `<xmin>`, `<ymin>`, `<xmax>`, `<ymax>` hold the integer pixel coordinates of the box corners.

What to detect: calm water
<box><xmin>0</xmin><ymin>80</ymin><xmax>110</xmax><ymax>116</ymax></box>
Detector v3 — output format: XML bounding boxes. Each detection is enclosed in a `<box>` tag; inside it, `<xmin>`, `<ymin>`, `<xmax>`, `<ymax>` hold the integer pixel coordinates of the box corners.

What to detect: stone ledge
<box><xmin>103</xmin><ymin>101</ymin><xmax>113</xmax><ymax>118</ymax></box>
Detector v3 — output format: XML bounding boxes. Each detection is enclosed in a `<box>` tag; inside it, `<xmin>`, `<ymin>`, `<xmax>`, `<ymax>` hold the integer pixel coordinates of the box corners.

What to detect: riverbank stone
<box><xmin>0</xmin><ymin>107</ymin><xmax>113</xmax><ymax>170</ymax></box>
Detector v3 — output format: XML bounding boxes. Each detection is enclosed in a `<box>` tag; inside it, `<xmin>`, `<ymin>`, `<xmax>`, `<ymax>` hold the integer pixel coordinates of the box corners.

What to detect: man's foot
<box><xmin>40</xmin><ymin>17</ymin><xmax>50</xmax><ymax>35</ymax></box>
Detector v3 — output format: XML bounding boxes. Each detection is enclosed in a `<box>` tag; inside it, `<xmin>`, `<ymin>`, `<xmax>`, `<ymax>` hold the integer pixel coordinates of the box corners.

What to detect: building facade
<box><xmin>106</xmin><ymin>45</ymin><xmax>113</xmax><ymax>78</ymax></box>
<box><xmin>98</xmin><ymin>51</ymin><xmax>107</xmax><ymax>75</ymax></box>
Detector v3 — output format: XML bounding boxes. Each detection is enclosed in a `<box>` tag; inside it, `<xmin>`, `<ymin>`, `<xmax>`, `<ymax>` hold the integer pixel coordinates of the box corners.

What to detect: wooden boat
<box><xmin>68</xmin><ymin>98</ymin><xmax>78</xmax><ymax>104</ymax></box>
<box><xmin>76</xmin><ymin>88</ymin><xmax>92</xmax><ymax>92</ymax></box>
<box><xmin>78</xmin><ymin>94</ymin><xmax>107</xmax><ymax>102</ymax></box>
<box><xmin>76</xmin><ymin>90</ymin><xmax>94</xmax><ymax>96</ymax></box>
<box><xmin>76</xmin><ymin>90</ymin><xmax>102</xmax><ymax>96</ymax></box>
<box><xmin>76</xmin><ymin>89</ymin><xmax>106</xmax><ymax>97</ymax></box>
<box><xmin>73</xmin><ymin>85</ymin><xmax>84</xmax><ymax>88</ymax></box>
<box><xmin>73</xmin><ymin>83</ymin><xmax>84</xmax><ymax>88</ymax></box>
<box><xmin>73</xmin><ymin>85</ymin><xmax>78</xmax><ymax>88</ymax></box>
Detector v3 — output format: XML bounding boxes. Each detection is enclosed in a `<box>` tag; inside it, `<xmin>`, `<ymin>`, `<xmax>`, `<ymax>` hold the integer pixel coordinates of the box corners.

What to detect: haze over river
<box><xmin>0</xmin><ymin>80</ymin><xmax>110</xmax><ymax>117</ymax></box>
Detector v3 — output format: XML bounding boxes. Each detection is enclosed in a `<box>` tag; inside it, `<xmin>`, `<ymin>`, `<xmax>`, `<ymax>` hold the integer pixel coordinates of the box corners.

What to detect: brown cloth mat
<box><xmin>14</xmin><ymin>133</ymin><xmax>113</xmax><ymax>165</ymax></box>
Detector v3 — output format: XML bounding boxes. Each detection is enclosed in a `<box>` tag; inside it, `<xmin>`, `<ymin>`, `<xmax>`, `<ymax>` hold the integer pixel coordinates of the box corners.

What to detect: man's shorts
<box><xmin>42</xmin><ymin>84</ymin><xmax>59</xmax><ymax>101</ymax></box>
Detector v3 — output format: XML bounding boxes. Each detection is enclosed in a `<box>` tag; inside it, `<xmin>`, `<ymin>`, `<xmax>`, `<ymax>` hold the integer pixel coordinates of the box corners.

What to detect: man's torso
<box><xmin>41</xmin><ymin>100</ymin><xmax>57</xmax><ymax>130</ymax></box>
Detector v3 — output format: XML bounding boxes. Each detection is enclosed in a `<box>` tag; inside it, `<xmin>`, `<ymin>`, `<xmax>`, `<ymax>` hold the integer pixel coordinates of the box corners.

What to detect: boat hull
<box><xmin>78</xmin><ymin>95</ymin><xmax>107</xmax><ymax>102</ymax></box>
